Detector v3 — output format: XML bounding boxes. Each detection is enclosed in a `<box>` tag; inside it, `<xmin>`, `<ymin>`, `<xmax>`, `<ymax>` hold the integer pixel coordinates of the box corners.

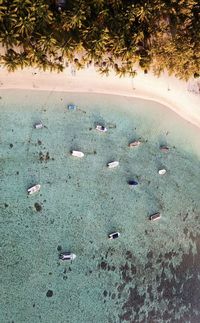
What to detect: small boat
<box><xmin>158</xmin><ymin>169</ymin><xmax>166</xmax><ymax>175</ymax></box>
<box><xmin>96</xmin><ymin>125</ymin><xmax>107</xmax><ymax>132</ymax></box>
<box><xmin>129</xmin><ymin>141</ymin><xmax>141</xmax><ymax>148</ymax></box>
<box><xmin>68</xmin><ymin>104</ymin><xmax>77</xmax><ymax>110</ymax></box>
<box><xmin>108</xmin><ymin>232</ymin><xmax>120</xmax><ymax>240</ymax></box>
<box><xmin>27</xmin><ymin>184</ymin><xmax>41</xmax><ymax>195</ymax></box>
<box><xmin>59</xmin><ymin>252</ymin><xmax>76</xmax><ymax>261</ymax></box>
<box><xmin>71</xmin><ymin>150</ymin><xmax>84</xmax><ymax>158</ymax></box>
<box><xmin>34</xmin><ymin>122</ymin><xmax>43</xmax><ymax>129</ymax></box>
<box><xmin>149</xmin><ymin>212</ymin><xmax>161</xmax><ymax>221</ymax></box>
<box><xmin>160</xmin><ymin>145</ymin><xmax>169</xmax><ymax>153</ymax></box>
<box><xmin>128</xmin><ymin>180</ymin><xmax>138</xmax><ymax>187</ymax></box>
<box><xmin>107</xmin><ymin>161</ymin><xmax>119</xmax><ymax>168</ymax></box>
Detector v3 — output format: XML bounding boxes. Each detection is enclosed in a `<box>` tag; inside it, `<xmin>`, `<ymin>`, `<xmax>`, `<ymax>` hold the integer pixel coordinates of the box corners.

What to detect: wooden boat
<box><xmin>27</xmin><ymin>184</ymin><xmax>41</xmax><ymax>195</ymax></box>
<box><xmin>107</xmin><ymin>161</ymin><xmax>119</xmax><ymax>168</ymax></box>
<box><xmin>59</xmin><ymin>252</ymin><xmax>76</xmax><ymax>261</ymax></box>
<box><xmin>149</xmin><ymin>212</ymin><xmax>161</xmax><ymax>221</ymax></box>
<box><xmin>129</xmin><ymin>140</ymin><xmax>141</xmax><ymax>148</ymax></box>
<box><xmin>108</xmin><ymin>232</ymin><xmax>120</xmax><ymax>240</ymax></box>
<box><xmin>71</xmin><ymin>150</ymin><xmax>84</xmax><ymax>158</ymax></box>
<box><xmin>96</xmin><ymin>125</ymin><xmax>107</xmax><ymax>132</ymax></box>
<box><xmin>160</xmin><ymin>145</ymin><xmax>169</xmax><ymax>152</ymax></box>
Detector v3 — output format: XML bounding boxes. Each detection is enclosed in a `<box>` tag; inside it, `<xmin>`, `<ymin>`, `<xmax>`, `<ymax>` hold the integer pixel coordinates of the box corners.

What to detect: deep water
<box><xmin>1</xmin><ymin>90</ymin><xmax>200</xmax><ymax>323</ymax></box>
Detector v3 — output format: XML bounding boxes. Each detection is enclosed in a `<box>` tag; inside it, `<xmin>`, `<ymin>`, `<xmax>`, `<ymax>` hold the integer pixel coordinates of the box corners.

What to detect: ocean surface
<box><xmin>1</xmin><ymin>90</ymin><xmax>200</xmax><ymax>323</ymax></box>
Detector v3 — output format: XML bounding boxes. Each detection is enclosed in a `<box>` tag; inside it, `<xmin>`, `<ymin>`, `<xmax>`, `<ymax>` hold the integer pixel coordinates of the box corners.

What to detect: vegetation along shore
<box><xmin>0</xmin><ymin>0</ymin><xmax>200</xmax><ymax>79</ymax></box>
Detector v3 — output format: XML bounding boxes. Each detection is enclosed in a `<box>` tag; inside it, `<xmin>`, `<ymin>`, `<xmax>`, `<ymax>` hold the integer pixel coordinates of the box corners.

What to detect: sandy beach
<box><xmin>1</xmin><ymin>65</ymin><xmax>200</xmax><ymax>129</ymax></box>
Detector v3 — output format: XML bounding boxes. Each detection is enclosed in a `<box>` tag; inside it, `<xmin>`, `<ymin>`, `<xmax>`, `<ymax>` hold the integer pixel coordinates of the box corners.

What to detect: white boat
<box><xmin>59</xmin><ymin>252</ymin><xmax>76</xmax><ymax>261</ymax></box>
<box><xmin>71</xmin><ymin>150</ymin><xmax>84</xmax><ymax>158</ymax></box>
<box><xmin>96</xmin><ymin>125</ymin><xmax>107</xmax><ymax>132</ymax></box>
<box><xmin>107</xmin><ymin>161</ymin><xmax>119</xmax><ymax>168</ymax></box>
<box><xmin>34</xmin><ymin>122</ymin><xmax>43</xmax><ymax>129</ymax></box>
<box><xmin>27</xmin><ymin>184</ymin><xmax>41</xmax><ymax>195</ymax></box>
<box><xmin>108</xmin><ymin>232</ymin><xmax>120</xmax><ymax>240</ymax></box>
<box><xmin>129</xmin><ymin>141</ymin><xmax>141</xmax><ymax>148</ymax></box>
<box><xmin>158</xmin><ymin>169</ymin><xmax>166</xmax><ymax>175</ymax></box>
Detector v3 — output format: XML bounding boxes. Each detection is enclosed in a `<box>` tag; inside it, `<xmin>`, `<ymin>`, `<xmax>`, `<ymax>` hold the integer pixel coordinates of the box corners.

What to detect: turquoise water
<box><xmin>1</xmin><ymin>90</ymin><xmax>200</xmax><ymax>322</ymax></box>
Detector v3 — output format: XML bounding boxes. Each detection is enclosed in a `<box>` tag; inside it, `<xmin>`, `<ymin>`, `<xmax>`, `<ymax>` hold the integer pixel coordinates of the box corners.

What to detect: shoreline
<box><xmin>1</xmin><ymin>65</ymin><xmax>200</xmax><ymax>129</ymax></box>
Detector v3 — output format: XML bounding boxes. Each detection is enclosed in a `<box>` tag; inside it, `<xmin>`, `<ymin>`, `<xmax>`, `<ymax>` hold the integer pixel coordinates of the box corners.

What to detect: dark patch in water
<box><xmin>46</xmin><ymin>290</ymin><xmax>53</xmax><ymax>297</ymax></box>
<box><xmin>100</xmin><ymin>261</ymin><xmax>107</xmax><ymax>270</ymax></box>
<box><xmin>111</xmin><ymin>293</ymin><xmax>116</xmax><ymax>299</ymax></box>
<box><xmin>164</xmin><ymin>251</ymin><xmax>178</xmax><ymax>260</ymax></box>
<box><xmin>147</xmin><ymin>251</ymin><xmax>153</xmax><ymax>259</ymax></box>
<box><xmin>16</xmin><ymin>171</ymin><xmax>19</xmax><ymax>175</ymax></box>
<box><xmin>125</xmin><ymin>251</ymin><xmax>132</xmax><ymax>260</ymax></box>
<box><xmin>119</xmin><ymin>287</ymin><xmax>145</xmax><ymax>321</ymax></box>
<box><xmin>4</xmin><ymin>203</ymin><xmax>9</xmax><ymax>208</ymax></box>
<box><xmin>120</xmin><ymin>262</ymin><xmax>132</xmax><ymax>283</ymax></box>
<box><xmin>118</xmin><ymin>234</ymin><xmax>200</xmax><ymax>321</ymax></box>
<box><xmin>10</xmin><ymin>143</ymin><xmax>13</xmax><ymax>148</ymax></box>
<box><xmin>39</xmin><ymin>151</ymin><xmax>50</xmax><ymax>162</ymax></box>
<box><xmin>38</xmin><ymin>140</ymin><xmax>42</xmax><ymax>145</ymax></box>
<box><xmin>57</xmin><ymin>245</ymin><xmax>62</xmax><ymax>251</ymax></box>
<box><xmin>34</xmin><ymin>203</ymin><xmax>42</xmax><ymax>212</ymax></box>
<box><xmin>103</xmin><ymin>290</ymin><xmax>108</xmax><ymax>297</ymax></box>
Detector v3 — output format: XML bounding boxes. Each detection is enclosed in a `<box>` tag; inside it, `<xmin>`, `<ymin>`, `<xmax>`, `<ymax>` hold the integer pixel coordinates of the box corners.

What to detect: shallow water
<box><xmin>1</xmin><ymin>90</ymin><xmax>200</xmax><ymax>323</ymax></box>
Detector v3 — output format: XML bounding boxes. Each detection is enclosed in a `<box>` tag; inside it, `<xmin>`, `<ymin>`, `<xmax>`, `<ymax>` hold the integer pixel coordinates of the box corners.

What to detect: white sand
<box><xmin>1</xmin><ymin>65</ymin><xmax>200</xmax><ymax>129</ymax></box>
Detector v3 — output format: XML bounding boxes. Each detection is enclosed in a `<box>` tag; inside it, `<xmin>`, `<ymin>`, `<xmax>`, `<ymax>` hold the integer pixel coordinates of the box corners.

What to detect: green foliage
<box><xmin>0</xmin><ymin>0</ymin><xmax>199</xmax><ymax>79</ymax></box>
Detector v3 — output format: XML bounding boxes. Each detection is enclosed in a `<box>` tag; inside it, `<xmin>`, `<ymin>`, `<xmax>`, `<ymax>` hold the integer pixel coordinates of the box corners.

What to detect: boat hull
<box><xmin>27</xmin><ymin>184</ymin><xmax>41</xmax><ymax>195</ymax></box>
<box><xmin>71</xmin><ymin>150</ymin><xmax>84</xmax><ymax>158</ymax></box>
<box><xmin>107</xmin><ymin>161</ymin><xmax>119</xmax><ymax>168</ymax></box>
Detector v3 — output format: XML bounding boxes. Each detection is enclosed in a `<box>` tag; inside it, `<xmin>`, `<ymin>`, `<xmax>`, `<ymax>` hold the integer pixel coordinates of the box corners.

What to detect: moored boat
<box><xmin>149</xmin><ymin>212</ymin><xmax>161</xmax><ymax>221</ymax></box>
<box><xmin>27</xmin><ymin>184</ymin><xmax>41</xmax><ymax>195</ymax></box>
<box><xmin>107</xmin><ymin>161</ymin><xmax>119</xmax><ymax>168</ymax></box>
<box><xmin>34</xmin><ymin>122</ymin><xmax>43</xmax><ymax>129</ymax></box>
<box><xmin>158</xmin><ymin>169</ymin><xmax>166</xmax><ymax>175</ymax></box>
<box><xmin>108</xmin><ymin>232</ymin><xmax>120</xmax><ymax>240</ymax></box>
<box><xmin>68</xmin><ymin>104</ymin><xmax>77</xmax><ymax>110</ymax></box>
<box><xmin>129</xmin><ymin>140</ymin><xmax>141</xmax><ymax>148</ymax></box>
<box><xmin>59</xmin><ymin>252</ymin><xmax>76</xmax><ymax>261</ymax></box>
<box><xmin>96</xmin><ymin>125</ymin><xmax>107</xmax><ymax>132</ymax></box>
<box><xmin>160</xmin><ymin>145</ymin><xmax>169</xmax><ymax>152</ymax></box>
<box><xmin>71</xmin><ymin>150</ymin><xmax>84</xmax><ymax>158</ymax></box>
<box><xmin>128</xmin><ymin>180</ymin><xmax>138</xmax><ymax>187</ymax></box>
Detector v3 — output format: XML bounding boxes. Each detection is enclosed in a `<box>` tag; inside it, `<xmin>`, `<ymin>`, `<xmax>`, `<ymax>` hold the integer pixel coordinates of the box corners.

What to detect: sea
<box><xmin>1</xmin><ymin>89</ymin><xmax>200</xmax><ymax>323</ymax></box>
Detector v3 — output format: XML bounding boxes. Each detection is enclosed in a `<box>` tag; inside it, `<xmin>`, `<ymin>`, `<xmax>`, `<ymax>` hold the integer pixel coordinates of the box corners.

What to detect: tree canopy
<box><xmin>0</xmin><ymin>0</ymin><xmax>199</xmax><ymax>79</ymax></box>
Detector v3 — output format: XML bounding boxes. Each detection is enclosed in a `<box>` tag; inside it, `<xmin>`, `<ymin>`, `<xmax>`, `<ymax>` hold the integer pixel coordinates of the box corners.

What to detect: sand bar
<box><xmin>1</xmin><ymin>65</ymin><xmax>200</xmax><ymax>129</ymax></box>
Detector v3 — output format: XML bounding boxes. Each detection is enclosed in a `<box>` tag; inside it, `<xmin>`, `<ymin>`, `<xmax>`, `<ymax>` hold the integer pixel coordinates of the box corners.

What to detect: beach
<box><xmin>1</xmin><ymin>68</ymin><xmax>200</xmax><ymax>322</ymax></box>
<box><xmin>1</xmin><ymin>65</ymin><xmax>200</xmax><ymax>129</ymax></box>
